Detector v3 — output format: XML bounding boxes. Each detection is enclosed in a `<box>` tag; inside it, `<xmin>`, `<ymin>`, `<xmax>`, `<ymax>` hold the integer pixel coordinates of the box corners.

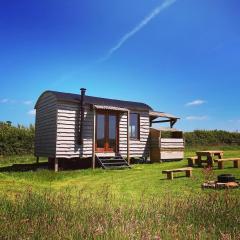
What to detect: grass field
<box><xmin>0</xmin><ymin>147</ymin><xmax>240</xmax><ymax>239</ymax></box>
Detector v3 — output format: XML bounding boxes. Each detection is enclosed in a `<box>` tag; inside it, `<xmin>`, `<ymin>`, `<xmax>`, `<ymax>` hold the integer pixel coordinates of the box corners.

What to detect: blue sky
<box><xmin>0</xmin><ymin>0</ymin><xmax>240</xmax><ymax>131</ymax></box>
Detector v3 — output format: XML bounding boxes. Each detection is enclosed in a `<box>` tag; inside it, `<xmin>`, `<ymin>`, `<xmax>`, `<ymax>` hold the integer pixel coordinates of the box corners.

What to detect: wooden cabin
<box><xmin>34</xmin><ymin>88</ymin><xmax>181</xmax><ymax>171</ymax></box>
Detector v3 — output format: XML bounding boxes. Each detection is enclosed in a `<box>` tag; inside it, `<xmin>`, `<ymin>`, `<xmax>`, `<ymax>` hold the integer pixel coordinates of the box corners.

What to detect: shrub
<box><xmin>184</xmin><ymin>130</ymin><xmax>240</xmax><ymax>147</ymax></box>
<box><xmin>0</xmin><ymin>121</ymin><xmax>35</xmax><ymax>155</ymax></box>
<box><xmin>1</xmin><ymin>121</ymin><xmax>240</xmax><ymax>156</ymax></box>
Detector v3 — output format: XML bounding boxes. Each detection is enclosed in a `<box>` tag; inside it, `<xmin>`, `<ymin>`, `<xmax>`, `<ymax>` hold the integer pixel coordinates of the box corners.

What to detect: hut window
<box><xmin>130</xmin><ymin>113</ymin><xmax>140</xmax><ymax>139</ymax></box>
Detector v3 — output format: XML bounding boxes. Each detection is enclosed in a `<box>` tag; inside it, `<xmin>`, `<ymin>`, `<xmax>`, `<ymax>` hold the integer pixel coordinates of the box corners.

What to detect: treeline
<box><xmin>0</xmin><ymin>121</ymin><xmax>240</xmax><ymax>156</ymax></box>
<box><xmin>0</xmin><ymin>122</ymin><xmax>35</xmax><ymax>156</ymax></box>
<box><xmin>184</xmin><ymin>130</ymin><xmax>240</xmax><ymax>147</ymax></box>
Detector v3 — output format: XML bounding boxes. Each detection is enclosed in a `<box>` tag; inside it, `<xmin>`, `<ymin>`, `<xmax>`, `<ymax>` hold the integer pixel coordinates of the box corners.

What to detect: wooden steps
<box><xmin>96</xmin><ymin>154</ymin><xmax>131</xmax><ymax>169</ymax></box>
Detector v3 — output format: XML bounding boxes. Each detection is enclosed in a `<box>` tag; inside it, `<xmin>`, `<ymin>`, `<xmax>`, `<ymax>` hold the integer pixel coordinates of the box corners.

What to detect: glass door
<box><xmin>96</xmin><ymin>113</ymin><xmax>105</xmax><ymax>152</ymax></box>
<box><xmin>107</xmin><ymin>114</ymin><xmax>117</xmax><ymax>152</ymax></box>
<box><xmin>96</xmin><ymin>112</ymin><xmax>118</xmax><ymax>152</ymax></box>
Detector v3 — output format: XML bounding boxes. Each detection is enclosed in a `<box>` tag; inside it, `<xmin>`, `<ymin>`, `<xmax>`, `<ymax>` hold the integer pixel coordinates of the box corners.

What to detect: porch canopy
<box><xmin>149</xmin><ymin>111</ymin><xmax>180</xmax><ymax>128</ymax></box>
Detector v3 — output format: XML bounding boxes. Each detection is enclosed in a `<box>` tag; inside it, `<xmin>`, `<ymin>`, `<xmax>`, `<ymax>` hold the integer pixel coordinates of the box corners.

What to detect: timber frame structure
<box><xmin>34</xmin><ymin>88</ymin><xmax>180</xmax><ymax>171</ymax></box>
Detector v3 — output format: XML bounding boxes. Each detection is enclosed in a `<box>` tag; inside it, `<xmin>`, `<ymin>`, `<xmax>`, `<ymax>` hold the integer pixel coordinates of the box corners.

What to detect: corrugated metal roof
<box><xmin>149</xmin><ymin>111</ymin><xmax>179</xmax><ymax>119</ymax></box>
<box><xmin>37</xmin><ymin>90</ymin><xmax>153</xmax><ymax>111</ymax></box>
<box><xmin>93</xmin><ymin>105</ymin><xmax>129</xmax><ymax>112</ymax></box>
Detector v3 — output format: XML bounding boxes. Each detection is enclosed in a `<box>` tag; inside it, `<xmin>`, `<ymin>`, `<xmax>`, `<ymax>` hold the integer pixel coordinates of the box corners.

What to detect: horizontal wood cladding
<box><xmin>56</xmin><ymin>102</ymin><xmax>93</xmax><ymax>158</ymax></box>
<box><xmin>35</xmin><ymin>92</ymin><xmax>57</xmax><ymax>157</ymax></box>
<box><xmin>151</xmin><ymin>138</ymin><xmax>184</xmax><ymax>149</ymax></box>
<box><xmin>36</xmin><ymin>95</ymin><xmax>151</xmax><ymax>159</ymax></box>
<box><xmin>119</xmin><ymin>111</ymin><xmax>150</xmax><ymax>158</ymax></box>
<box><xmin>150</xmin><ymin>131</ymin><xmax>185</xmax><ymax>161</ymax></box>
<box><xmin>161</xmin><ymin>151</ymin><xmax>184</xmax><ymax>160</ymax></box>
<box><xmin>160</xmin><ymin>138</ymin><xmax>184</xmax><ymax>143</ymax></box>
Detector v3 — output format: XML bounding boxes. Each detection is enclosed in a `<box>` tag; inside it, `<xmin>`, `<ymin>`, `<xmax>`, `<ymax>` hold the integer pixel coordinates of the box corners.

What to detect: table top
<box><xmin>196</xmin><ymin>150</ymin><xmax>223</xmax><ymax>154</ymax></box>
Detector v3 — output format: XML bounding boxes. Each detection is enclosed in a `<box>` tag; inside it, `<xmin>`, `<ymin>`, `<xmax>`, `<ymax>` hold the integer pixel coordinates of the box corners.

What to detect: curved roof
<box><xmin>36</xmin><ymin>91</ymin><xmax>153</xmax><ymax>111</ymax></box>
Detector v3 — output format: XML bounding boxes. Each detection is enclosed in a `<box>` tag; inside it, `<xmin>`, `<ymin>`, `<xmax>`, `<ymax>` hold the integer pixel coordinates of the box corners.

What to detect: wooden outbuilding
<box><xmin>150</xmin><ymin>127</ymin><xmax>184</xmax><ymax>162</ymax></box>
<box><xmin>34</xmin><ymin>89</ymin><xmax>181</xmax><ymax>171</ymax></box>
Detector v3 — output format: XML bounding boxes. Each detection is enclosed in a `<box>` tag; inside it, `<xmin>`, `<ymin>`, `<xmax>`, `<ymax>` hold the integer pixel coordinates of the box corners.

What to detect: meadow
<box><xmin>0</xmin><ymin>147</ymin><xmax>240</xmax><ymax>239</ymax></box>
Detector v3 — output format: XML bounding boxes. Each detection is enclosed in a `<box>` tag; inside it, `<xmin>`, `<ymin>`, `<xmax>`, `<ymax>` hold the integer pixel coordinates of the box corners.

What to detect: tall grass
<box><xmin>0</xmin><ymin>188</ymin><xmax>239</xmax><ymax>239</ymax></box>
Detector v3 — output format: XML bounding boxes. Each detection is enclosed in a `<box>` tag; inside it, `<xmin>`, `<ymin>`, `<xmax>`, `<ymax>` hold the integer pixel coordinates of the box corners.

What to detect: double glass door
<box><xmin>96</xmin><ymin>111</ymin><xmax>118</xmax><ymax>152</ymax></box>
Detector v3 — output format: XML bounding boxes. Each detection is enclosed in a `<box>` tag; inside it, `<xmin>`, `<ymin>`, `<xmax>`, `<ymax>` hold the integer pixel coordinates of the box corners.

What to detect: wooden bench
<box><xmin>214</xmin><ymin>158</ymin><xmax>240</xmax><ymax>169</ymax></box>
<box><xmin>187</xmin><ymin>156</ymin><xmax>198</xmax><ymax>167</ymax></box>
<box><xmin>162</xmin><ymin>167</ymin><xmax>193</xmax><ymax>180</ymax></box>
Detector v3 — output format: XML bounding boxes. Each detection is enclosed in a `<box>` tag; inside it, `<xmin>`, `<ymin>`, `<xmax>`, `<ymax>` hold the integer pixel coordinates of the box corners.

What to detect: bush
<box><xmin>0</xmin><ymin>121</ymin><xmax>35</xmax><ymax>155</ymax></box>
<box><xmin>184</xmin><ymin>130</ymin><xmax>240</xmax><ymax>147</ymax></box>
<box><xmin>1</xmin><ymin>121</ymin><xmax>240</xmax><ymax>156</ymax></box>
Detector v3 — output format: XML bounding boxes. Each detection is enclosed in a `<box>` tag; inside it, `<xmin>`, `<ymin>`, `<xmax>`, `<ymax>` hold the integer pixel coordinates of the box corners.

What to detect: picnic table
<box><xmin>196</xmin><ymin>150</ymin><xmax>223</xmax><ymax>167</ymax></box>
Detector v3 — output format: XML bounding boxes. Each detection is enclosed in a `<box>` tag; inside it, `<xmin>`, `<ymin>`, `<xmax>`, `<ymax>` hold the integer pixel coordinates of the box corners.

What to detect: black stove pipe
<box><xmin>79</xmin><ymin>88</ymin><xmax>86</xmax><ymax>145</ymax></box>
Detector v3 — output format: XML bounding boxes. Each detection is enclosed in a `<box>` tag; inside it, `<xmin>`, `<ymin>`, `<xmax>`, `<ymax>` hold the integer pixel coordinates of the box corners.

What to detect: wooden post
<box><xmin>207</xmin><ymin>153</ymin><xmax>213</xmax><ymax>167</ymax></box>
<box><xmin>167</xmin><ymin>172</ymin><xmax>173</xmax><ymax>180</ymax></box>
<box><xmin>186</xmin><ymin>170</ymin><xmax>192</xmax><ymax>178</ymax></box>
<box><xmin>55</xmin><ymin>158</ymin><xmax>59</xmax><ymax>172</ymax></box>
<box><xmin>92</xmin><ymin>109</ymin><xmax>96</xmax><ymax>169</ymax></box>
<box><xmin>127</xmin><ymin>110</ymin><xmax>130</xmax><ymax>165</ymax></box>
<box><xmin>36</xmin><ymin>157</ymin><xmax>39</xmax><ymax>164</ymax></box>
<box><xmin>234</xmin><ymin>160</ymin><xmax>239</xmax><ymax>168</ymax></box>
<box><xmin>197</xmin><ymin>155</ymin><xmax>202</xmax><ymax>167</ymax></box>
<box><xmin>218</xmin><ymin>161</ymin><xmax>223</xmax><ymax>169</ymax></box>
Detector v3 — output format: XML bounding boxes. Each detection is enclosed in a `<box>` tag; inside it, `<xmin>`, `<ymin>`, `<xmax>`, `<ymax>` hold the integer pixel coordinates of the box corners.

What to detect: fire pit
<box><xmin>218</xmin><ymin>174</ymin><xmax>235</xmax><ymax>183</ymax></box>
<box><xmin>202</xmin><ymin>174</ymin><xmax>239</xmax><ymax>189</ymax></box>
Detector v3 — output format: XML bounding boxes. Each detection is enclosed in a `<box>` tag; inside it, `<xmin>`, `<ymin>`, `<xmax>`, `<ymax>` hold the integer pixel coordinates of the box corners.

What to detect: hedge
<box><xmin>0</xmin><ymin>121</ymin><xmax>240</xmax><ymax>156</ymax></box>
<box><xmin>185</xmin><ymin>130</ymin><xmax>240</xmax><ymax>147</ymax></box>
<box><xmin>0</xmin><ymin>122</ymin><xmax>35</xmax><ymax>156</ymax></box>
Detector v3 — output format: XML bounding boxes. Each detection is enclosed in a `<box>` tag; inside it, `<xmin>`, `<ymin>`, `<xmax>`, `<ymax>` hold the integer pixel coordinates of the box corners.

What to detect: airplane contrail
<box><xmin>101</xmin><ymin>0</ymin><xmax>177</xmax><ymax>61</ymax></box>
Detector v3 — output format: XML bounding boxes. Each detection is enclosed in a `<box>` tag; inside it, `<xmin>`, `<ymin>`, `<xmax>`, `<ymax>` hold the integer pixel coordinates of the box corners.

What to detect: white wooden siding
<box><xmin>161</xmin><ymin>151</ymin><xmax>184</xmax><ymax>160</ymax></box>
<box><xmin>56</xmin><ymin>102</ymin><xmax>93</xmax><ymax>158</ymax></box>
<box><xmin>35</xmin><ymin>93</ymin><xmax>57</xmax><ymax>157</ymax></box>
<box><xmin>119</xmin><ymin>112</ymin><xmax>150</xmax><ymax>158</ymax></box>
<box><xmin>35</xmin><ymin>93</ymin><xmax>150</xmax><ymax>159</ymax></box>
<box><xmin>150</xmin><ymin>135</ymin><xmax>184</xmax><ymax>160</ymax></box>
<box><xmin>160</xmin><ymin>138</ymin><xmax>184</xmax><ymax>149</ymax></box>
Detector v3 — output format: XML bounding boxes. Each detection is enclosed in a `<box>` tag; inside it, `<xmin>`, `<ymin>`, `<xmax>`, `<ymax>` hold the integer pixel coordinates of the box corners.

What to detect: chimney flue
<box><xmin>79</xmin><ymin>88</ymin><xmax>87</xmax><ymax>145</ymax></box>
<box><xmin>80</xmin><ymin>88</ymin><xmax>86</xmax><ymax>97</ymax></box>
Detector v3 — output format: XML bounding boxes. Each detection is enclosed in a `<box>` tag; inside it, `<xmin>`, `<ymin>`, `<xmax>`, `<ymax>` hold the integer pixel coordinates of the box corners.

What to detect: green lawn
<box><xmin>0</xmin><ymin>148</ymin><xmax>240</xmax><ymax>239</ymax></box>
<box><xmin>0</xmin><ymin>148</ymin><xmax>240</xmax><ymax>200</ymax></box>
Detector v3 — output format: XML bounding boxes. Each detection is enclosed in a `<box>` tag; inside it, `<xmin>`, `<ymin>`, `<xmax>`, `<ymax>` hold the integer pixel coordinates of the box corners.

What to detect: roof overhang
<box><xmin>150</xmin><ymin>111</ymin><xmax>180</xmax><ymax>128</ymax></box>
<box><xmin>149</xmin><ymin>111</ymin><xmax>180</xmax><ymax>120</ymax></box>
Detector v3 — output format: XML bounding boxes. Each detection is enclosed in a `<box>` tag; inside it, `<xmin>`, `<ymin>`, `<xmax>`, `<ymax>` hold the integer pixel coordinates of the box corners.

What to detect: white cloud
<box><xmin>28</xmin><ymin>109</ymin><xmax>36</xmax><ymax>116</ymax></box>
<box><xmin>23</xmin><ymin>100</ymin><xmax>33</xmax><ymax>105</ymax></box>
<box><xmin>186</xmin><ymin>100</ymin><xmax>206</xmax><ymax>107</ymax></box>
<box><xmin>101</xmin><ymin>0</ymin><xmax>177</xmax><ymax>61</ymax></box>
<box><xmin>0</xmin><ymin>98</ymin><xmax>9</xmax><ymax>103</ymax></box>
<box><xmin>186</xmin><ymin>116</ymin><xmax>208</xmax><ymax>121</ymax></box>
<box><xmin>229</xmin><ymin>119</ymin><xmax>240</xmax><ymax>123</ymax></box>
<box><xmin>0</xmin><ymin>99</ymin><xmax>33</xmax><ymax>105</ymax></box>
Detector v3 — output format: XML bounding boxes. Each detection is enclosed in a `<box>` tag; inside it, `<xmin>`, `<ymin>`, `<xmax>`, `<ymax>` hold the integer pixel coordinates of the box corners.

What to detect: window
<box><xmin>129</xmin><ymin>113</ymin><xmax>140</xmax><ymax>139</ymax></box>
